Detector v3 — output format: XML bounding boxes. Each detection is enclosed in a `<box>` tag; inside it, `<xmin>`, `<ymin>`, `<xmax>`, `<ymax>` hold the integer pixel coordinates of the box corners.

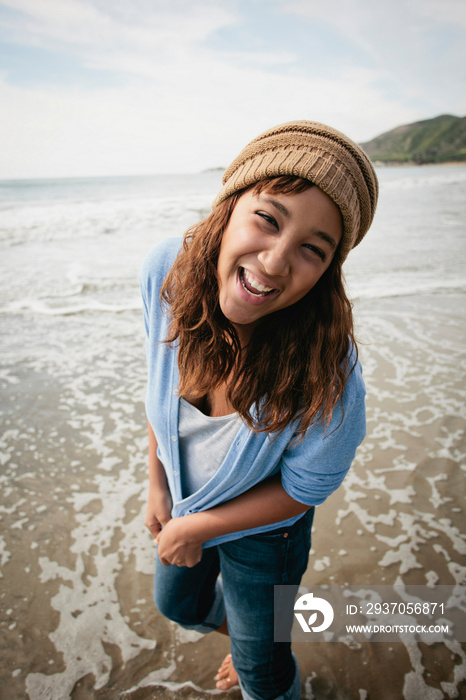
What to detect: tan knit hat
<box><xmin>212</xmin><ymin>120</ymin><xmax>378</xmax><ymax>261</ymax></box>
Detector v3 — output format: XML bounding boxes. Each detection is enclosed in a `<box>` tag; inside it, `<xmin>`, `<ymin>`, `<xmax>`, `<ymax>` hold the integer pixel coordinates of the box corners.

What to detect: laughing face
<box><xmin>216</xmin><ymin>185</ymin><xmax>343</xmax><ymax>341</ymax></box>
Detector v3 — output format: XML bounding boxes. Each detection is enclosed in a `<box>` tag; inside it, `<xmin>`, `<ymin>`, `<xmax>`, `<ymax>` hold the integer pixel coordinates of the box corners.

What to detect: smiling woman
<box><xmin>140</xmin><ymin>120</ymin><xmax>378</xmax><ymax>698</ymax></box>
<box><xmin>216</xmin><ymin>185</ymin><xmax>342</xmax><ymax>336</ymax></box>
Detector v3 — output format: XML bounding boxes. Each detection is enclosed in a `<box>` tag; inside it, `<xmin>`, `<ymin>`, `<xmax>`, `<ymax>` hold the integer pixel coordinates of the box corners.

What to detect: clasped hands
<box><xmin>145</xmin><ymin>488</ymin><xmax>203</xmax><ymax>568</ymax></box>
<box><xmin>155</xmin><ymin>517</ymin><xmax>203</xmax><ymax>568</ymax></box>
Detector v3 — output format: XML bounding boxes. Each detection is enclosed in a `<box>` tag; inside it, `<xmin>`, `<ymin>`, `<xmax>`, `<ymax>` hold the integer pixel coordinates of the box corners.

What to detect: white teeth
<box><xmin>244</xmin><ymin>270</ymin><xmax>275</xmax><ymax>293</ymax></box>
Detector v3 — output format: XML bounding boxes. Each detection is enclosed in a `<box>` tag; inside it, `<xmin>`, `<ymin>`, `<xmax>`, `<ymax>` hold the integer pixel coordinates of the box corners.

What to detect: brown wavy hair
<box><xmin>161</xmin><ymin>176</ymin><xmax>357</xmax><ymax>438</ymax></box>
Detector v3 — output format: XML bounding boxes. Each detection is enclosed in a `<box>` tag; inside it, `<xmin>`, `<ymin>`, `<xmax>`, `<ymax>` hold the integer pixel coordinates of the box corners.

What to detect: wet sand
<box><xmin>0</xmin><ymin>292</ymin><xmax>465</xmax><ymax>699</ymax></box>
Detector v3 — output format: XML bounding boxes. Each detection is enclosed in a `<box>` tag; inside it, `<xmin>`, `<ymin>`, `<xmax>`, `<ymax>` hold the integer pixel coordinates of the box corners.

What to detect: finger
<box><xmin>186</xmin><ymin>555</ymin><xmax>202</xmax><ymax>568</ymax></box>
<box><xmin>146</xmin><ymin>522</ymin><xmax>161</xmax><ymax>539</ymax></box>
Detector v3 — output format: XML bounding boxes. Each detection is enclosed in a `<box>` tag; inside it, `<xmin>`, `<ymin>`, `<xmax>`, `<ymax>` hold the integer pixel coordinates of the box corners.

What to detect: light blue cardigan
<box><xmin>140</xmin><ymin>238</ymin><xmax>366</xmax><ymax>547</ymax></box>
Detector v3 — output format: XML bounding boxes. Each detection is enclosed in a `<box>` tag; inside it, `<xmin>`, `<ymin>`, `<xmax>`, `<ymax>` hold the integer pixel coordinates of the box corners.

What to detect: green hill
<box><xmin>360</xmin><ymin>114</ymin><xmax>466</xmax><ymax>164</ymax></box>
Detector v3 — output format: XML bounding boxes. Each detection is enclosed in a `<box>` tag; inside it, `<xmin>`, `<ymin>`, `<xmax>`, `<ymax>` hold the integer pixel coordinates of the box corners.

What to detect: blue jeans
<box><xmin>154</xmin><ymin>507</ymin><xmax>314</xmax><ymax>700</ymax></box>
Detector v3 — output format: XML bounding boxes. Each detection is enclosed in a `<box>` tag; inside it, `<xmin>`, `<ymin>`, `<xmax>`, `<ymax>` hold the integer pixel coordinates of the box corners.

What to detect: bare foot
<box><xmin>215</xmin><ymin>652</ymin><xmax>239</xmax><ymax>690</ymax></box>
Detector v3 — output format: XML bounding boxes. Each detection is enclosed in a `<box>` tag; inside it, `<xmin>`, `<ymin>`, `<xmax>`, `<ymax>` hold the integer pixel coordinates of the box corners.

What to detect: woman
<box><xmin>140</xmin><ymin>121</ymin><xmax>378</xmax><ymax>699</ymax></box>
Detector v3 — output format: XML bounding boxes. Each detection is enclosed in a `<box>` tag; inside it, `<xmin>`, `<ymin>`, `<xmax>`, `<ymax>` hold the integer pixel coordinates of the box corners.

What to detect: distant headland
<box><xmin>360</xmin><ymin>114</ymin><xmax>466</xmax><ymax>165</ymax></box>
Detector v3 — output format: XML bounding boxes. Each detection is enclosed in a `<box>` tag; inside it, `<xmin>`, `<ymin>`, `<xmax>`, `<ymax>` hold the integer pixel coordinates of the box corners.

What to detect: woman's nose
<box><xmin>257</xmin><ymin>240</ymin><xmax>291</xmax><ymax>277</ymax></box>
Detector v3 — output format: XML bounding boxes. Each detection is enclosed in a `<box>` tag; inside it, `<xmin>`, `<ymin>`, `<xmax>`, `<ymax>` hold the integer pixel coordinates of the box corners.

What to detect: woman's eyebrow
<box><xmin>263</xmin><ymin>197</ymin><xmax>290</xmax><ymax>218</ymax></box>
<box><xmin>316</xmin><ymin>231</ymin><xmax>338</xmax><ymax>251</ymax></box>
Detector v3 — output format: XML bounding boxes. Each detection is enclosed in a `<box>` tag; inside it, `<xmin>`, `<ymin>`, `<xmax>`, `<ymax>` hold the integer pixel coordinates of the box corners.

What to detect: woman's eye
<box><xmin>304</xmin><ymin>244</ymin><xmax>325</xmax><ymax>261</ymax></box>
<box><xmin>256</xmin><ymin>211</ymin><xmax>279</xmax><ymax>230</ymax></box>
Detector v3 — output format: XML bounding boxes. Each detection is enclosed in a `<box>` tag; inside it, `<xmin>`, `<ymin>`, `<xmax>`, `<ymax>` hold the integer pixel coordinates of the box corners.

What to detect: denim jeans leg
<box><xmin>218</xmin><ymin>508</ymin><xmax>314</xmax><ymax>700</ymax></box>
<box><xmin>239</xmin><ymin>653</ymin><xmax>301</xmax><ymax>700</ymax></box>
<box><xmin>153</xmin><ymin>545</ymin><xmax>225</xmax><ymax>633</ymax></box>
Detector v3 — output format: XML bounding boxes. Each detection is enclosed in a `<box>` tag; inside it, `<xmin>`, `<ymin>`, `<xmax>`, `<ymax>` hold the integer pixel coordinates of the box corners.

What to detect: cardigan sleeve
<box><xmin>139</xmin><ymin>237</ymin><xmax>183</xmax><ymax>342</ymax></box>
<box><xmin>280</xmin><ymin>363</ymin><xmax>366</xmax><ymax>506</ymax></box>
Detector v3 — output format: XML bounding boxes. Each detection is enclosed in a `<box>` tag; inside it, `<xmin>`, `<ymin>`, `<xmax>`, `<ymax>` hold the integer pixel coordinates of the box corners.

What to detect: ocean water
<box><xmin>0</xmin><ymin>165</ymin><xmax>465</xmax><ymax>699</ymax></box>
<box><xmin>1</xmin><ymin>165</ymin><xmax>465</xmax><ymax>317</ymax></box>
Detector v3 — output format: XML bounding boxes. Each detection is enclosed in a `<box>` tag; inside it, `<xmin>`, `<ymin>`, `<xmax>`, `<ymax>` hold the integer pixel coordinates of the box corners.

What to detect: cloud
<box><xmin>0</xmin><ymin>0</ymin><xmax>239</xmax><ymax>68</ymax></box>
<box><xmin>0</xmin><ymin>62</ymin><xmax>423</xmax><ymax>178</ymax></box>
<box><xmin>282</xmin><ymin>0</ymin><xmax>466</xmax><ymax>111</ymax></box>
<box><xmin>0</xmin><ymin>0</ymin><xmax>464</xmax><ymax>177</ymax></box>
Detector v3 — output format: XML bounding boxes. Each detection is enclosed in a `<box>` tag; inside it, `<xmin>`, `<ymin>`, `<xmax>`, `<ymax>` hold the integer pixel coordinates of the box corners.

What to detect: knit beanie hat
<box><xmin>212</xmin><ymin>120</ymin><xmax>378</xmax><ymax>261</ymax></box>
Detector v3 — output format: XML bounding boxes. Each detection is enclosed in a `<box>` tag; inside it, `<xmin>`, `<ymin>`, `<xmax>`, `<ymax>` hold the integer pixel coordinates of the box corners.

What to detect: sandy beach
<box><xmin>1</xmin><ymin>291</ymin><xmax>465</xmax><ymax>699</ymax></box>
<box><xmin>1</xmin><ymin>166</ymin><xmax>465</xmax><ymax>699</ymax></box>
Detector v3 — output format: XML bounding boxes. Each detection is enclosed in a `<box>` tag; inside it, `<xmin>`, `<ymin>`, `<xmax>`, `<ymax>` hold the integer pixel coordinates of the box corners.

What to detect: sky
<box><xmin>0</xmin><ymin>0</ymin><xmax>465</xmax><ymax>179</ymax></box>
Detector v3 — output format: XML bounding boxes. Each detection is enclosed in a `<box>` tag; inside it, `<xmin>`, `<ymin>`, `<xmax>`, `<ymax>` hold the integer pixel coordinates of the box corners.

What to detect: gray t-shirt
<box><xmin>178</xmin><ymin>397</ymin><xmax>243</xmax><ymax>498</ymax></box>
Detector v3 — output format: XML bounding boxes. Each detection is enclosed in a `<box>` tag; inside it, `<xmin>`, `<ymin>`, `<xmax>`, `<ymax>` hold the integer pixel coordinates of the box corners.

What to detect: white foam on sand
<box><xmin>25</xmin><ymin>450</ymin><xmax>157</xmax><ymax>699</ymax></box>
<box><xmin>9</xmin><ymin>294</ymin><xmax>466</xmax><ymax>699</ymax></box>
<box><xmin>1</xmin><ymin>166</ymin><xmax>465</xmax><ymax>698</ymax></box>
